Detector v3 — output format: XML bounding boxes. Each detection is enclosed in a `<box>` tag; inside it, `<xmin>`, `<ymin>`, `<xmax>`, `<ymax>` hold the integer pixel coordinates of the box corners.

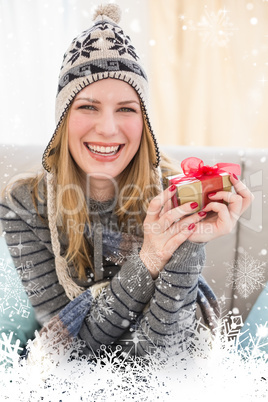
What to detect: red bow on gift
<box><xmin>171</xmin><ymin>157</ymin><xmax>241</xmax><ymax>184</ymax></box>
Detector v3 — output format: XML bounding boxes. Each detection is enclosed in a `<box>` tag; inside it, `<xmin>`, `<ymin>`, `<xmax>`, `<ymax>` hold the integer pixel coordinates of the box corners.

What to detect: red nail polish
<box><xmin>169</xmin><ymin>184</ymin><xmax>176</xmax><ymax>192</ymax></box>
<box><xmin>233</xmin><ymin>174</ymin><xmax>238</xmax><ymax>180</ymax></box>
<box><xmin>198</xmin><ymin>211</ymin><xmax>207</xmax><ymax>217</ymax></box>
<box><xmin>208</xmin><ymin>192</ymin><xmax>216</xmax><ymax>197</ymax></box>
<box><xmin>190</xmin><ymin>202</ymin><xmax>198</xmax><ymax>209</ymax></box>
<box><xmin>188</xmin><ymin>223</ymin><xmax>195</xmax><ymax>230</ymax></box>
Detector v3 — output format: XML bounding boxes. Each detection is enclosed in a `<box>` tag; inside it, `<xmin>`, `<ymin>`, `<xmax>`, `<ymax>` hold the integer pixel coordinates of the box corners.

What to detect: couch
<box><xmin>0</xmin><ymin>143</ymin><xmax>267</xmax><ymax>348</ymax></box>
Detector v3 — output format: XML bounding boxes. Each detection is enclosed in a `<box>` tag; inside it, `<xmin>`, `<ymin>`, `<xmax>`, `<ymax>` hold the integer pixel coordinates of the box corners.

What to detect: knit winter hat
<box><xmin>42</xmin><ymin>3</ymin><xmax>160</xmax><ymax>172</ymax></box>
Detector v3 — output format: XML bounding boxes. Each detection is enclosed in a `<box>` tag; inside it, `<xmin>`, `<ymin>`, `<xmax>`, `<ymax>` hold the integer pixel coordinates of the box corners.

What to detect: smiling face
<box><xmin>68</xmin><ymin>79</ymin><xmax>143</xmax><ymax>193</ymax></box>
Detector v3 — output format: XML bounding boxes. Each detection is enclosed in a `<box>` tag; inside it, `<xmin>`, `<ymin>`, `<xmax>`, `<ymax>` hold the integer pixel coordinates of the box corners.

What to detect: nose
<box><xmin>95</xmin><ymin>110</ymin><xmax>118</xmax><ymax>137</ymax></box>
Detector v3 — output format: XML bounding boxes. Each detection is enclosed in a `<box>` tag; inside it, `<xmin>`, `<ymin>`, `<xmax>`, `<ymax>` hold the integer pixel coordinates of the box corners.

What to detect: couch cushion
<box><xmin>239</xmin><ymin>282</ymin><xmax>268</xmax><ymax>355</ymax></box>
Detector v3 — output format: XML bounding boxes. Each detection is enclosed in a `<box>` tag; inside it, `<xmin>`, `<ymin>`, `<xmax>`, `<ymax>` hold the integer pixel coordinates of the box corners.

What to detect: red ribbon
<box><xmin>170</xmin><ymin>157</ymin><xmax>241</xmax><ymax>185</ymax></box>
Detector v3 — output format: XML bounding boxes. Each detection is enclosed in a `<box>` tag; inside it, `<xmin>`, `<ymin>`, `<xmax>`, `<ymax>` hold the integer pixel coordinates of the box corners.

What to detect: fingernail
<box><xmin>198</xmin><ymin>211</ymin><xmax>207</xmax><ymax>217</ymax></box>
<box><xmin>169</xmin><ymin>184</ymin><xmax>176</xmax><ymax>192</ymax></box>
<box><xmin>188</xmin><ymin>223</ymin><xmax>195</xmax><ymax>231</ymax></box>
<box><xmin>190</xmin><ymin>202</ymin><xmax>198</xmax><ymax>209</ymax></box>
<box><xmin>232</xmin><ymin>174</ymin><xmax>238</xmax><ymax>180</ymax></box>
<box><xmin>208</xmin><ymin>192</ymin><xmax>216</xmax><ymax>197</ymax></box>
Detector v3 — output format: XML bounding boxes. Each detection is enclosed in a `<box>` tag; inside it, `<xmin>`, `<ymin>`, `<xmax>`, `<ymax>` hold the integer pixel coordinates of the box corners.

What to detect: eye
<box><xmin>118</xmin><ymin>107</ymin><xmax>136</xmax><ymax>113</ymax></box>
<box><xmin>78</xmin><ymin>105</ymin><xmax>96</xmax><ymax>111</ymax></box>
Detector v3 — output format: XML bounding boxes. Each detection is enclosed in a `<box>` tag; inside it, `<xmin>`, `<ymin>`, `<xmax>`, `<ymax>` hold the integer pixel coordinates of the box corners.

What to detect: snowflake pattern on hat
<box><xmin>66</xmin><ymin>21</ymin><xmax>139</xmax><ymax>67</ymax></box>
<box><xmin>67</xmin><ymin>36</ymin><xmax>100</xmax><ymax>65</ymax></box>
<box><xmin>107</xmin><ymin>32</ymin><xmax>139</xmax><ymax>60</ymax></box>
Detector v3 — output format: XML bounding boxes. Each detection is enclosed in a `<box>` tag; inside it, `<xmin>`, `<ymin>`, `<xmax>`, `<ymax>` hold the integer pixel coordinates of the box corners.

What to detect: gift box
<box><xmin>167</xmin><ymin>157</ymin><xmax>241</xmax><ymax>212</ymax></box>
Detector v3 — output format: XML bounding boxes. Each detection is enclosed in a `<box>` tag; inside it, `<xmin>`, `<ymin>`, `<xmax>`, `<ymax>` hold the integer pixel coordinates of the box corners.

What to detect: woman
<box><xmin>0</xmin><ymin>4</ymin><xmax>252</xmax><ymax>359</ymax></box>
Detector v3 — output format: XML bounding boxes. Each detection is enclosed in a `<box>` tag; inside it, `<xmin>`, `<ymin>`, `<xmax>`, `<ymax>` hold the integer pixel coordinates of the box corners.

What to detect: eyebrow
<box><xmin>74</xmin><ymin>97</ymin><xmax>140</xmax><ymax>105</ymax></box>
<box><xmin>74</xmin><ymin>97</ymin><xmax>100</xmax><ymax>103</ymax></box>
<box><xmin>118</xmin><ymin>100</ymin><xmax>140</xmax><ymax>105</ymax></box>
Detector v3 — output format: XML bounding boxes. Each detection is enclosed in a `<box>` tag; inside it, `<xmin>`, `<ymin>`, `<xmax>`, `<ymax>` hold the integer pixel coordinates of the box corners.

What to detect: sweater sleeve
<box><xmin>116</xmin><ymin>241</ymin><xmax>206</xmax><ymax>356</ymax></box>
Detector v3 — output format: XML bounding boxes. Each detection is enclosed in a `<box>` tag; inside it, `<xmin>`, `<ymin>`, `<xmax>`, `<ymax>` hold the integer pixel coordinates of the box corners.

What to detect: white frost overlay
<box><xmin>1</xmin><ymin>318</ymin><xmax>267</xmax><ymax>401</ymax></box>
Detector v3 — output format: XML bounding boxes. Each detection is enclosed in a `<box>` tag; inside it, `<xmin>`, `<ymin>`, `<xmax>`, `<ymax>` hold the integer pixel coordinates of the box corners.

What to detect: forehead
<box><xmin>75</xmin><ymin>78</ymin><xmax>140</xmax><ymax>102</ymax></box>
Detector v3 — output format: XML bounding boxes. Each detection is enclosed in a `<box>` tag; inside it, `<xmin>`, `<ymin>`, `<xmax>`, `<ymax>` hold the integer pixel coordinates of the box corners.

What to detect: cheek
<box><xmin>127</xmin><ymin>119</ymin><xmax>143</xmax><ymax>146</ymax></box>
<box><xmin>68</xmin><ymin>120</ymin><xmax>93</xmax><ymax>162</ymax></box>
<box><xmin>68</xmin><ymin>116</ymin><xmax>87</xmax><ymax>139</ymax></box>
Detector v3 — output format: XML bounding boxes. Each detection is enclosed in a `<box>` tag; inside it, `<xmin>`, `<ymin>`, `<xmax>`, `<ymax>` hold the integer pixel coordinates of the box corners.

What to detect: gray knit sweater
<box><xmin>0</xmin><ymin>180</ymin><xmax>206</xmax><ymax>356</ymax></box>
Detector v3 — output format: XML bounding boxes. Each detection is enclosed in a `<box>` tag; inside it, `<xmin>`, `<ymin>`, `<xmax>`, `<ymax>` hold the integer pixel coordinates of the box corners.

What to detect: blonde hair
<box><xmin>12</xmin><ymin>111</ymin><xmax>180</xmax><ymax>279</ymax></box>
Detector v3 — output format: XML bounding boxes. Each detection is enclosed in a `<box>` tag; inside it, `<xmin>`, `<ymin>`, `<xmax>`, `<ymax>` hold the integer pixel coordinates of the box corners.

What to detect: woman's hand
<box><xmin>140</xmin><ymin>185</ymin><xmax>207</xmax><ymax>279</ymax></box>
<box><xmin>188</xmin><ymin>174</ymin><xmax>254</xmax><ymax>243</ymax></box>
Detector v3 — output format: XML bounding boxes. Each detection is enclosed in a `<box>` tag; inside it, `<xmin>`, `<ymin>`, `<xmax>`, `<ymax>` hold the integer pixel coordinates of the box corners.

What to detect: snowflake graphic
<box><xmin>190</xmin><ymin>8</ymin><xmax>238</xmax><ymax>47</ymax></box>
<box><xmin>18</xmin><ymin>260</ymin><xmax>34</xmax><ymax>274</ymax></box>
<box><xmin>26</xmin><ymin>326</ymin><xmax>87</xmax><ymax>378</ymax></box>
<box><xmin>107</xmin><ymin>32</ymin><xmax>139</xmax><ymax>60</ymax></box>
<box><xmin>129</xmin><ymin>242</ymin><xmax>161</xmax><ymax>283</ymax></box>
<box><xmin>91</xmin><ymin>287</ymin><xmax>114</xmax><ymax>323</ymax></box>
<box><xmin>1</xmin><ymin>321</ymin><xmax>268</xmax><ymax>401</ymax></box>
<box><xmin>0</xmin><ymin>332</ymin><xmax>23</xmax><ymax>366</ymax></box>
<box><xmin>8</xmin><ymin>233</ymin><xmax>32</xmax><ymax>260</ymax></box>
<box><xmin>0</xmin><ymin>259</ymin><xmax>31</xmax><ymax>318</ymax></box>
<box><xmin>118</xmin><ymin>308</ymin><xmax>197</xmax><ymax>357</ymax></box>
<box><xmin>221</xmin><ymin>313</ymin><xmax>244</xmax><ymax>341</ymax></box>
<box><xmin>126</xmin><ymin>250</ymin><xmax>146</xmax><ymax>290</ymax></box>
<box><xmin>225</xmin><ymin>251</ymin><xmax>266</xmax><ymax>299</ymax></box>
<box><xmin>118</xmin><ymin>324</ymin><xmax>158</xmax><ymax>356</ymax></box>
<box><xmin>105</xmin><ymin>251</ymin><xmax>124</xmax><ymax>266</ymax></box>
<box><xmin>128</xmin><ymin>310</ymin><xmax>138</xmax><ymax>320</ymax></box>
<box><xmin>256</xmin><ymin>321</ymin><xmax>268</xmax><ymax>337</ymax></box>
<box><xmin>246</xmin><ymin>325</ymin><xmax>268</xmax><ymax>359</ymax></box>
<box><xmin>68</xmin><ymin>35</ymin><xmax>99</xmax><ymax>65</ymax></box>
<box><xmin>25</xmin><ymin>281</ymin><xmax>46</xmax><ymax>299</ymax></box>
<box><xmin>17</xmin><ymin>261</ymin><xmax>46</xmax><ymax>299</ymax></box>
<box><xmin>218</xmin><ymin>292</ymin><xmax>231</xmax><ymax>306</ymax></box>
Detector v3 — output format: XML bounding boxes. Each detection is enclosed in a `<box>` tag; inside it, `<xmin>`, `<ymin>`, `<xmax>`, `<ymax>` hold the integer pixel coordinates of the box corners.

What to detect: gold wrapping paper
<box><xmin>167</xmin><ymin>172</ymin><xmax>232</xmax><ymax>212</ymax></box>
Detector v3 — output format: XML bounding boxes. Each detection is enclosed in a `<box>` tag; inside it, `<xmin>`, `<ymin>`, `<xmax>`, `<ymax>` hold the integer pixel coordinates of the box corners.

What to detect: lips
<box><xmin>85</xmin><ymin>143</ymin><xmax>120</xmax><ymax>155</ymax></box>
<box><xmin>84</xmin><ymin>142</ymin><xmax>124</xmax><ymax>161</ymax></box>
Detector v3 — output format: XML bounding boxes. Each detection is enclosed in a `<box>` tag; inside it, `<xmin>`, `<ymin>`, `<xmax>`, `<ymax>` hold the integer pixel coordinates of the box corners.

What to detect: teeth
<box><xmin>86</xmin><ymin>144</ymin><xmax>120</xmax><ymax>155</ymax></box>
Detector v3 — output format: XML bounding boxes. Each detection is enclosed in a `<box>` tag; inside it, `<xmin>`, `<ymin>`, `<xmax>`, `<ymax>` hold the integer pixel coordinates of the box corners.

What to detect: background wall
<box><xmin>0</xmin><ymin>0</ymin><xmax>150</xmax><ymax>146</ymax></box>
<box><xmin>149</xmin><ymin>0</ymin><xmax>268</xmax><ymax>148</ymax></box>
